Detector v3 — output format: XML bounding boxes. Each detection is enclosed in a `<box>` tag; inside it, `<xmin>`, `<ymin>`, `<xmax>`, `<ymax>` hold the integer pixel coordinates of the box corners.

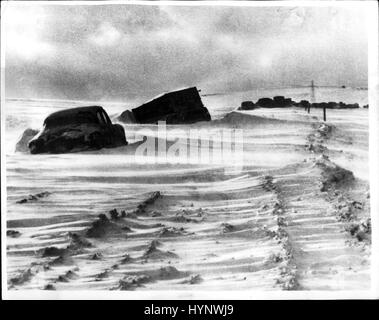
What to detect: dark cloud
<box><xmin>3</xmin><ymin>3</ymin><xmax>368</xmax><ymax>101</ymax></box>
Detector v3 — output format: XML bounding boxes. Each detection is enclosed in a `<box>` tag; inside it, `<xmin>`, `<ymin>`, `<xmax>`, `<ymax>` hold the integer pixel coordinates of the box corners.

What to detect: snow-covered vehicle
<box><xmin>28</xmin><ymin>106</ymin><xmax>127</xmax><ymax>154</ymax></box>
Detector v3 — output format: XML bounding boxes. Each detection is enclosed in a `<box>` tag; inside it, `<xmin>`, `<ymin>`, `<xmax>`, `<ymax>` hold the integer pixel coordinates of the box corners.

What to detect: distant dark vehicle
<box><xmin>29</xmin><ymin>106</ymin><xmax>127</xmax><ymax>154</ymax></box>
<box><xmin>239</xmin><ymin>101</ymin><xmax>256</xmax><ymax>110</ymax></box>
<box><xmin>256</xmin><ymin>97</ymin><xmax>274</xmax><ymax>108</ymax></box>
<box><xmin>273</xmin><ymin>96</ymin><xmax>293</xmax><ymax>108</ymax></box>
<box><xmin>118</xmin><ymin>87</ymin><xmax>211</xmax><ymax>124</ymax></box>
<box><xmin>310</xmin><ymin>102</ymin><xmax>359</xmax><ymax>109</ymax></box>
<box><xmin>298</xmin><ymin>100</ymin><xmax>311</xmax><ymax>109</ymax></box>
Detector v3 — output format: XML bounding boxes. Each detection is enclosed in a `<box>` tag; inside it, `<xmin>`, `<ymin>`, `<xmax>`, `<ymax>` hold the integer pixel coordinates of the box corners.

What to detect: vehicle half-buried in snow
<box><xmin>28</xmin><ymin>106</ymin><xmax>127</xmax><ymax>154</ymax></box>
<box><xmin>117</xmin><ymin>87</ymin><xmax>211</xmax><ymax>124</ymax></box>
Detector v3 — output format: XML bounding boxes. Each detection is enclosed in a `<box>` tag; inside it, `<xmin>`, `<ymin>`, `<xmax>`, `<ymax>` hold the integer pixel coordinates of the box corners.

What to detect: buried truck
<box><xmin>117</xmin><ymin>87</ymin><xmax>211</xmax><ymax>124</ymax></box>
<box><xmin>26</xmin><ymin>106</ymin><xmax>127</xmax><ymax>154</ymax></box>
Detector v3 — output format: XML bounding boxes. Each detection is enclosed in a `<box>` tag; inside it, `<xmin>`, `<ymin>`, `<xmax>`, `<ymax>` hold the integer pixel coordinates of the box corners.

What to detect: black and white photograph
<box><xmin>1</xmin><ymin>0</ymin><xmax>378</xmax><ymax>300</ymax></box>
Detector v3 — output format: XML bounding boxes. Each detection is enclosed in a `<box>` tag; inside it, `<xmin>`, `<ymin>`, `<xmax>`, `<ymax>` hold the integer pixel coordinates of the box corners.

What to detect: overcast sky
<box><xmin>3</xmin><ymin>3</ymin><xmax>369</xmax><ymax>101</ymax></box>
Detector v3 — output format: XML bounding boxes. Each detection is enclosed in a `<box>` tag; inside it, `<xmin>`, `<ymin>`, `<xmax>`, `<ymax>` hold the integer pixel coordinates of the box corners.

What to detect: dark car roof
<box><xmin>132</xmin><ymin>87</ymin><xmax>203</xmax><ymax>122</ymax></box>
<box><xmin>137</xmin><ymin>87</ymin><xmax>201</xmax><ymax>108</ymax></box>
<box><xmin>44</xmin><ymin>106</ymin><xmax>109</xmax><ymax>128</ymax></box>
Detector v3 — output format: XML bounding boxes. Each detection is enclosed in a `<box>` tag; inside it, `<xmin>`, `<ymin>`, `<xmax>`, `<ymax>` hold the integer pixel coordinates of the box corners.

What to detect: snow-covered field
<box><xmin>4</xmin><ymin>87</ymin><xmax>371</xmax><ymax>292</ymax></box>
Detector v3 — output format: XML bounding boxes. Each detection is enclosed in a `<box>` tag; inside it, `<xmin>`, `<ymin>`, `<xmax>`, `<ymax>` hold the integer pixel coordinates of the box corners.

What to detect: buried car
<box><xmin>28</xmin><ymin>106</ymin><xmax>127</xmax><ymax>154</ymax></box>
<box><xmin>117</xmin><ymin>87</ymin><xmax>211</xmax><ymax>124</ymax></box>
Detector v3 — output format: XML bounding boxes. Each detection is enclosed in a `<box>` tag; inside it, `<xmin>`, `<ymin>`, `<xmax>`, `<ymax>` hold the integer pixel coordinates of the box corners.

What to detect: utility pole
<box><xmin>309</xmin><ymin>80</ymin><xmax>315</xmax><ymax>114</ymax></box>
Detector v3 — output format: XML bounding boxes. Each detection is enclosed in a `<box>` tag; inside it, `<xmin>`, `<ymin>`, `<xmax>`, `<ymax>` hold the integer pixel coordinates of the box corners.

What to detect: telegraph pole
<box><xmin>310</xmin><ymin>80</ymin><xmax>315</xmax><ymax>103</ymax></box>
<box><xmin>309</xmin><ymin>80</ymin><xmax>315</xmax><ymax>114</ymax></box>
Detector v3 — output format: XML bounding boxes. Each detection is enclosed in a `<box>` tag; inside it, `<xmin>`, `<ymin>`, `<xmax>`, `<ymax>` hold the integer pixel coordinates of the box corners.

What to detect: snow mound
<box><xmin>212</xmin><ymin>111</ymin><xmax>289</xmax><ymax>127</ymax></box>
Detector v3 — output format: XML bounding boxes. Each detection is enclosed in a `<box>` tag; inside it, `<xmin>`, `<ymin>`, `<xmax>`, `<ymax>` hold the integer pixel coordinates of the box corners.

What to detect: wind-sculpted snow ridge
<box><xmin>261</xmin><ymin>175</ymin><xmax>299</xmax><ymax>290</ymax></box>
<box><xmin>210</xmin><ymin>111</ymin><xmax>308</xmax><ymax>128</ymax></box>
<box><xmin>6</xmin><ymin>107</ymin><xmax>370</xmax><ymax>291</ymax></box>
<box><xmin>306</xmin><ymin>123</ymin><xmax>334</xmax><ymax>154</ymax></box>
<box><xmin>306</xmin><ymin>119</ymin><xmax>370</xmax><ymax>245</ymax></box>
<box><xmin>16</xmin><ymin>192</ymin><xmax>52</xmax><ymax>204</ymax></box>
